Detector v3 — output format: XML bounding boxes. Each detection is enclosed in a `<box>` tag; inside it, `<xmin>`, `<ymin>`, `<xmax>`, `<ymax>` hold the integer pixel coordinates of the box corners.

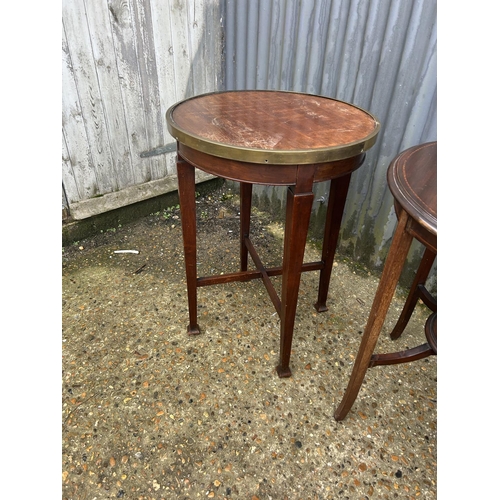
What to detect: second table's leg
<box><xmin>334</xmin><ymin>210</ymin><xmax>413</xmax><ymax>420</ymax></box>
<box><xmin>176</xmin><ymin>157</ymin><xmax>201</xmax><ymax>335</ymax></box>
<box><xmin>240</xmin><ymin>182</ymin><xmax>253</xmax><ymax>272</ymax></box>
<box><xmin>314</xmin><ymin>174</ymin><xmax>351</xmax><ymax>312</ymax></box>
<box><xmin>390</xmin><ymin>247</ymin><xmax>436</xmax><ymax>340</ymax></box>
<box><xmin>276</xmin><ymin>170</ymin><xmax>315</xmax><ymax>378</ymax></box>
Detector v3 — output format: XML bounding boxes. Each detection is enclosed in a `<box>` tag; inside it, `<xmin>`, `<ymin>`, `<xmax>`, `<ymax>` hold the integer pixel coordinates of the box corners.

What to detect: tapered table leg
<box><xmin>314</xmin><ymin>174</ymin><xmax>351</xmax><ymax>312</ymax></box>
<box><xmin>176</xmin><ymin>158</ymin><xmax>201</xmax><ymax>335</ymax></box>
<box><xmin>240</xmin><ymin>182</ymin><xmax>253</xmax><ymax>272</ymax></box>
<box><xmin>334</xmin><ymin>211</ymin><xmax>413</xmax><ymax>420</ymax></box>
<box><xmin>390</xmin><ymin>247</ymin><xmax>436</xmax><ymax>340</ymax></box>
<box><xmin>276</xmin><ymin>168</ymin><xmax>315</xmax><ymax>378</ymax></box>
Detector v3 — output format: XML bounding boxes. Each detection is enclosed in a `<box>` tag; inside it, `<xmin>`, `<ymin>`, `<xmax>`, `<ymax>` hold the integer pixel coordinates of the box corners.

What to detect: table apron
<box><xmin>177</xmin><ymin>143</ymin><xmax>365</xmax><ymax>185</ymax></box>
<box><xmin>397</xmin><ymin>202</ymin><xmax>437</xmax><ymax>253</ymax></box>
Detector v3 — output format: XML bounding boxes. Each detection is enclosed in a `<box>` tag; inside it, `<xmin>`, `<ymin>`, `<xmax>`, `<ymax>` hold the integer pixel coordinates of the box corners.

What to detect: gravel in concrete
<box><xmin>62</xmin><ymin>185</ymin><xmax>436</xmax><ymax>499</ymax></box>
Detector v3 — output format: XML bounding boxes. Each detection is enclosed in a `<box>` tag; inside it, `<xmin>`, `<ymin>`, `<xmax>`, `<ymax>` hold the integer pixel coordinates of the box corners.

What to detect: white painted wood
<box><xmin>156</xmin><ymin>0</ymin><xmax>180</xmax><ymax>105</ymax></box>
<box><xmin>82</xmin><ymin>0</ymin><xmax>136</xmax><ymax>190</ymax></box>
<box><xmin>150</xmin><ymin>0</ymin><xmax>178</xmax><ymax>178</ymax></box>
<box><xmin>106</xmin><ymin>0</ymin><xmax>152</xmax><ymax>184</ymax></box>
<box><xmin>191</xmin><ymin>0</ymin><xmax>217</xmax><ymax>95</ymax></box>
<box><xmin>62</xmin><ymin>21</ymin><xmax>99</xmax><ymax>203</ymax></box>
<box><xmin>70</xmin><ymin>170</ymin><xmax>215</xmax><ymax>220</ymax></box>
<box><xmin>62</xmin><ymin>0</ymin><xmax>116</xmax><ymax>196</ymax></box>
<box><xmin>167</xmin><ymin>0</ymin><xmax>195</xmax><ymax>100</ymax></box>
<box><xmin>131</xmin><ymin>0</ymin><xmax>168</xmax><ymax>180</ymax></box>
<box><xmin>62</xmin><ymin>0</ymin><xmax>224</xmax><ymax>215</ymax></box>
<box><xmin>62</xmin><ymin>129</ymin><xmax>81</xmax><ymax>204</ymax></box>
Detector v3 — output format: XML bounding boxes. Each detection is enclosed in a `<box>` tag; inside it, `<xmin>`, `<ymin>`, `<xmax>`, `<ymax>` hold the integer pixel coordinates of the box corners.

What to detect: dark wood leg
<box><xmin>240</xmin><ymin>182</ymin><xmax>253</xmax><ymax>272</ymax></box>
<box><xmin>276</xmin><ymin>167</ymin><xmax>315</xmax><ymax>378</ymax></box>
<box><xmin>176</xmin><ymin>157</ymin><xmax>201</xmax><ymax>335</ymax></box>
<box><xmin>334</xmin><ymin>211</ymin><xmax>413</xmax><ymax>420</ymax></box>
<box><xmin>314</xmin><ymin>174</ymin><xmax>351</xmax><ymax>312</ymax></box>
<box><xmin>390</xmin><ymin>247</ymin><xmax>436</xmax><ymax>340</ymax></box>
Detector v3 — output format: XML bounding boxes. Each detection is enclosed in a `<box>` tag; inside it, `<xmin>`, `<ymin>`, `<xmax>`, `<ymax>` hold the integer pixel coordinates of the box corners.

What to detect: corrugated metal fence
<box><xmin>62</xmin><ymin>0</ymin><xmax>436</xmax><ymax>289</ymax></box>
<box><xmin>224</xmin><ymin>0</ymin><xmax>437</xmax><ymax>289</ymax></box>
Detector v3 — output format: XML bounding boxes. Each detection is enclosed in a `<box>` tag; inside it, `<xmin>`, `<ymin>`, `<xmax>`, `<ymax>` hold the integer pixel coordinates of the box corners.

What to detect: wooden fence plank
<box><xmin>61</xmin><ymin>129</ymin><xmax>81</xmax><ymax>204</ymax></box>
<box><xmin>62</xmin><ymin>20</ymin><xmax>100</xmax><ymax>203</ymax></box>
<box><xmin>62</xmin><ymin>0</ymin><xmax>116</xmax><ymax>196</ymax></box>
<box><xmin>83</xmin><ymin>0</ymin><xmax>135</xmax><ymax>190</ymax></box>
<box><xmin>167</xmin><ymin>0</ymin><xmax>194</xmax><ymax>100</ymax></box>
<box><xmin>131</xmin><ymin>0</ymin><xmax>168</xmax><ymax>180</ymax></box>
<box><xmin>107</xmin><ymin>0</ymin><xmax>152</xmax><ymax>184</ymax></box>
<box><xmin>149</xmin><ymin>0</ymin><xmax>178</xmax><ymax>177</ymax></box>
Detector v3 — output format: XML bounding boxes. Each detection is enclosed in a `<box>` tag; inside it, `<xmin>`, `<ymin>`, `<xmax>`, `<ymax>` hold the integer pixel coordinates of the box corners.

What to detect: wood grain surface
<box><xmin>62</xmin><ymin>0</ymin><xmax>224</xmax><ymax>206</ymax></box>
<box><xmin>168</xmin><ymin>91</ymin><xmax>379</xmax><ymax>163</ymax></box>
<box><xmin>387</xmin><ymin>141</ymin><xmax>437</xmax><ymax>236</ymax></box>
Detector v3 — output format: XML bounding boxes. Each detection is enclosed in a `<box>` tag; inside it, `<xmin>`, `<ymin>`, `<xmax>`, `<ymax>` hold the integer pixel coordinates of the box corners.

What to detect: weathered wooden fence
<box><xmin>62</xmin><ymin>0</ymin><xmax>224</xmax><ymax>220</ymax></box>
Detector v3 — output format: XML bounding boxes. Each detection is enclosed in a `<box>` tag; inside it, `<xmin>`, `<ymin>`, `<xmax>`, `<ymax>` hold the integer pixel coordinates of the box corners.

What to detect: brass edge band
<box><xmin>166</xmin><ymin>92</ymin><xmax>380</xmax><ymax>165</ymax></box>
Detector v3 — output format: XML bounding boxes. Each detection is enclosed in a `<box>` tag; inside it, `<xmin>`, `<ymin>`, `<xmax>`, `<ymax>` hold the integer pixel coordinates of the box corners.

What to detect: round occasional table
<box><xmin>334</xmin><ymin>141</ymin><xmax>437</xmax><ymax>421</ymax></box>
<box><xmin>167</xmin><ymin>90</ymin><xmax>380</xmax><ymax>378</ymax></box>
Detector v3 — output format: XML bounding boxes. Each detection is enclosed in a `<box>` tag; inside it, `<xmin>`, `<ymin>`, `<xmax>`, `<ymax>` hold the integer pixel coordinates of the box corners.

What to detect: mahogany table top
<box><xmin>166</xmin><ymin>90</ymin><xmax>380</xmax><ymax>165</ymax></box>
<box><xmin>387</xmin><ymin>141</ymin><xmax>437</xmax><ymax>237</ymax></box>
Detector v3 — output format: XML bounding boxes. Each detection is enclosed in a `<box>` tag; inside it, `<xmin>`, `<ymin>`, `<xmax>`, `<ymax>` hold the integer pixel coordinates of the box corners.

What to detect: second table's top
<box><xmin>167</xmin><ymin>90</ymin><xmax>380</xmax><ymax>165</ymax></box>
<box><xmin>387</xmin><ymin>141</ymin><xmax>437</xmax><ymax>236</ymax></box>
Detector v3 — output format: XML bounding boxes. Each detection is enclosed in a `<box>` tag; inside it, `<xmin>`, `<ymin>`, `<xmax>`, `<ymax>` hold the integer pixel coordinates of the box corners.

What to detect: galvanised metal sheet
<box><xmin>224</xmin><ymin>0</ymin><xmax>437</xmax><ymax>288</ymax></box>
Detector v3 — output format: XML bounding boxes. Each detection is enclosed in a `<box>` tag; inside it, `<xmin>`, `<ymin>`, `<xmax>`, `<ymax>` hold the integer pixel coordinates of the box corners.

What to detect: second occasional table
<box><xmin>334</xmin><ymin>141</ymin><xmax>437</xmax><ymax>420</ymax></box>
<box><xmin>167</xmin><ymin>90</ymin><xmax>380</xmax><ymax>378</ymax></box>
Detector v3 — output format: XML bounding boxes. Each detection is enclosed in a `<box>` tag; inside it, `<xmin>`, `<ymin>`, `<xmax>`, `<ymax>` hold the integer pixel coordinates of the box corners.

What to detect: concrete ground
<box><xmin>62</xmin><ymin>184</ymin><xmax>436</xmax><ymax>499</ymax></box>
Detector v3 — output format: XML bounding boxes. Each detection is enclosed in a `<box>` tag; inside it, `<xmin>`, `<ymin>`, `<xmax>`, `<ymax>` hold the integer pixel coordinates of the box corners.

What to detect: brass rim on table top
<box><xmin>166</xmin><ymin>90</ymin><xmax>380</xmax><ymax>165</ymax></box>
